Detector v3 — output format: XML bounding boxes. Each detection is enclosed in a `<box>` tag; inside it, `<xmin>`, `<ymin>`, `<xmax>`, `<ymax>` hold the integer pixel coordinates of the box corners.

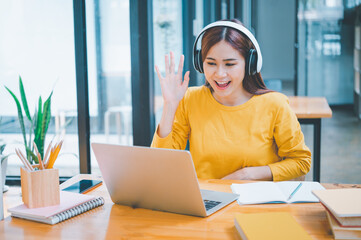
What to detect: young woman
<box><xmin>151</xmin><ymin>19</ymin><xmax>311</xmax><ymax>181</ymax></box>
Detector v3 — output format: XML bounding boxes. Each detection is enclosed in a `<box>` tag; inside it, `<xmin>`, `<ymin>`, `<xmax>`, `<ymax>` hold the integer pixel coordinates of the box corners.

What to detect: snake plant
<box><xmin>5</xmin><ymin>76</ymin><xmax>52</xmax><ymax>164</ymax></box>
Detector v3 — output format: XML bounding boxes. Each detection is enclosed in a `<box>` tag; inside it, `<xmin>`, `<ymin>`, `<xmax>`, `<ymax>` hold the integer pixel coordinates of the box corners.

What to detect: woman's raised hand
<box><xmin>155</xmin><ymin>51</ymin><xmax>190</xmax><ymax>106</ymax></box>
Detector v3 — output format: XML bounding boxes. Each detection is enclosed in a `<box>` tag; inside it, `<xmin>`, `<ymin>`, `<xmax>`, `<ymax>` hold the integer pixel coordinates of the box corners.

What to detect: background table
<box><xmin>289</xmin><ymin>97</ymin><xmax>333</xmax><ymax>182</ymax></box>
<box><xmin>1</xmin><ymin>175</ymin><xmax>359</xmax><ymax>239</ymax></box>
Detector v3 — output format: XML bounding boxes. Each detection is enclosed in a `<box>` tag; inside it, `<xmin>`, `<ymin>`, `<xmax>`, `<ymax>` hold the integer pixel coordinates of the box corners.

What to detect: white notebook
<box><xmin>8</xmin><ymin>191</ymin><xmax>104</xmax><ymax>225</ymax></box>
<box><xmin>231</xmin><ymin>181</ymin><xmax>325</xmax><ymax>205</ymax></box>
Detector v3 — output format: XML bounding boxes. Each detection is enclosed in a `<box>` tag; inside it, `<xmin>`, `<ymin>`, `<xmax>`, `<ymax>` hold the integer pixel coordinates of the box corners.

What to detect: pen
<box><xmin>287</xmin><ymin>183</ymin><xmax>303</xmax><ymax>201</ymax></box>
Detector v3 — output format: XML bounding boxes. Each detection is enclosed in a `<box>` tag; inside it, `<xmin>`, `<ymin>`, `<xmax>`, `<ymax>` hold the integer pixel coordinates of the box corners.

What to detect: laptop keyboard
<box><xmin>203</xmin><ymin>200</ymin><xmax>221</xmax><ymax>211</ymax></box>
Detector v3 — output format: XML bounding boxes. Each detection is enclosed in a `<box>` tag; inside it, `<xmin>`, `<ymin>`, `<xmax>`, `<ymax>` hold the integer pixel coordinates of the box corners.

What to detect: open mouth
<box><xmin>215</xmin><ymin>81</ymin><xmax>231</xmax><ymax>89</ymax></box>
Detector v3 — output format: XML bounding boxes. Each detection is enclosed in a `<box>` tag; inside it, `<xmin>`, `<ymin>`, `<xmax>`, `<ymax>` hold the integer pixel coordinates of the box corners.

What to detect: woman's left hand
<box><xmin>222</xmin><ymin>168</ymin><xmax>250</xmax><ymax>180</ymax></box>
<box><xmin>222</xmin><ymin>166</ymin><xmax>273</xmax><ymax>181</ymax></box>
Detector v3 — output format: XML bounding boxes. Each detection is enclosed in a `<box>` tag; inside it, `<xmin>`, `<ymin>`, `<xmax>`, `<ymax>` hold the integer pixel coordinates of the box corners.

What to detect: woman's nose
<box><xmin>215</xmin><ymin>66</ymin><xmax>227</xmax><ymax>77</ymax></box>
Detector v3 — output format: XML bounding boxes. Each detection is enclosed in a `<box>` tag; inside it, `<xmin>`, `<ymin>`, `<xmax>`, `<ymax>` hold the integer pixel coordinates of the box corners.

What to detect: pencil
<box><xmin>20</xmin><ymin>149</ymin><xmax>34</xmax><ymax>171</ymax></box>
<box><xmin>47</xmin><ymin>145</ymin><xmax>61</xmax><ymax>169</ymax></box>
<box><xmin>58</xmin><ymin>140</ymin><xmax>64</xmax><ymax>152</ymax></box>
<box><xmin>46</xmin><ymin>146</ymin><xmax>57</xmax><ymax>169</ymax></box>
<box><xmin>46</xmin><ymin>147</ymin><xmax>55</xmax><ymax>169</ymax></box>
<box><xmin>15</xmin><ymin>149</ymin><xmax>29</xmax><ymax>171</ymax></box>
<box><xmin>43</xmin><ymin>140</ymin><xmax>53</xmax><ymax>166</ymax></box>
<box><xmin>15</xmin><ymin>148</ymin><xmax>33</xmax><ymax>171</ymax></box>
<box><xmin>16</xmin><ymin>148</ymin><xmax>31</xmax><ymax>169</ymax></box>
<box><xmin>33</xmin><ymin>142</ymin><xmax>44</xmax><ymax>170</ymax></box>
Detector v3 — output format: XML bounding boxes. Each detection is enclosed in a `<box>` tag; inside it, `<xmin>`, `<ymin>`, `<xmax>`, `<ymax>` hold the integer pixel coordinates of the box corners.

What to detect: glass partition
<box><xmin>297</xmin><ymin>0</ymin><xmax>354</xmax><ymax>104</ymax></box>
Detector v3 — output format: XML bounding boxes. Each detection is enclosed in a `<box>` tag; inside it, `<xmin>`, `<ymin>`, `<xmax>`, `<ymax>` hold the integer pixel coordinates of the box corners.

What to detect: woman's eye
<box><xmin>226</xmin><ymin>63</ymin><xmax>235</xmax><ymax>66</ymax></box>
<box><xmin>206</xmin><ymin>62</ymin><xmax>216</xmax><ymax>66</ymax></box>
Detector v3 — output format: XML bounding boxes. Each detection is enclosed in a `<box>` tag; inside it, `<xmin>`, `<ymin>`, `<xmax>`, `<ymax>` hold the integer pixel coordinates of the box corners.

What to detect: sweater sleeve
<box><xmin>268</xmin><ymin>97</ymin><xmax>312</xmax><ymax>181</ymax></box>
<box><xmin>150</xmin><ymin>94</ymin><xmax>190</xmax><ymax>150</ymax></box>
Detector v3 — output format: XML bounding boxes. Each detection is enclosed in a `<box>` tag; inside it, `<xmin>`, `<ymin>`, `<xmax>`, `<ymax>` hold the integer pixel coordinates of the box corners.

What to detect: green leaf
<box><xmin>32</xmin><ymin>108</ymin><xmax>38</xmax><ymax>138</ymax></box>
<box><xmin>5</xmin><ymin>86</ymin><xmax>27</xmax><ymax>147</ymax></box>
<box><xmin>19</xmin><ymin>76</ymin><xmax>32</xmax><ymax>122</ymax></box>
<box><xmin>39</xmin><ymin>91</ymin><xmax>52</xmax><ymax>158</ymax></box>
<box><xmin>1</xmin><ymin>154</ymin><xmax>9</xmax><ymax>164</ymax></box>
<box><xmin>34</xmin><ymin>108</ymin><xmax>41</xmax><ymax>160</ymax></box>
<box><xmin>29</xmin><ymin>109</ymin><xmax>38</xmax><ymax>153</ymax></box>
<box><xmin>0</xmin><ymin>144</ymin><xmax>5</xmax><ymax>154</ymax></box>
<box><xmin>35</xmin><ymin>96</ymin><xmax>42</xmax><ymax>141</ymax></box>
<box><xmin>25</xmin><ymin>145</ymin><xmax>38</xmax><ymax>164</ymax></box>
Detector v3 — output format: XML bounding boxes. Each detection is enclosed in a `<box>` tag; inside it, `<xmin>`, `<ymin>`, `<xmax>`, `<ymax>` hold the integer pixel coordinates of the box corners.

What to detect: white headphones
<box><xmin>192</xmin><ymin>21</ymin><xmax>263</xmax><ymax>75</ymax></box>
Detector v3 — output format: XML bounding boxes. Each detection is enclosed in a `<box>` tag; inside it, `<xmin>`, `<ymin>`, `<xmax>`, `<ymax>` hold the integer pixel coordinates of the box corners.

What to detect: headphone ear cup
<box><xmin>194</xmin><ymin>50</ymin><xmax>203</xmax><ymax>73</ymax></box>
<box><xmin>247</xmin><ymin>49</ymin><xmax>258</xmax><ymax>75</ymax></box>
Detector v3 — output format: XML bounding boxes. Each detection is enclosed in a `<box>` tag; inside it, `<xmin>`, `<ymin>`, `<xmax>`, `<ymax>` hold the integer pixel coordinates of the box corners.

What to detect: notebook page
<box><xmin>8</xmin><ymin>191</ymin><xmax>96</xmax><ymax>219</ymax></box>
<box><xmin>231</xmin><ymin>182</ymin><xmax>287</xmax><ymax>205</ymax></box>
<box><xmin>276</xmin><ymin>181</ymin><xmax>325</xmax><ymax>203</ymax></box>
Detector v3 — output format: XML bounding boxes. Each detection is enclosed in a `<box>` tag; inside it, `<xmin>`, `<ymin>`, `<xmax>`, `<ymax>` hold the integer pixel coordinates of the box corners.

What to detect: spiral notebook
<box><xmin>8</xmin><ymin>191</ymin><xmax>104</xmax><ymax>225</ymax></box>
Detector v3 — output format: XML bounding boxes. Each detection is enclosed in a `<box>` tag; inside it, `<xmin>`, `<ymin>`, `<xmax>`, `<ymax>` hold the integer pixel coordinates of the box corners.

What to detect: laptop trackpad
<box><xmin>200</xmin><ymin>189</ymin><xmax>239</xmax><ymax>214</ymax></box>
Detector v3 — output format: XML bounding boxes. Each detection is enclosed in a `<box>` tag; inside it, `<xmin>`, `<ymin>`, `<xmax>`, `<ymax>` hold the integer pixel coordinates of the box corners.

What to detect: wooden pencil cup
<box><xmin>20</xmin><ymin>167</ymin><xmax>60</xmax><ymax>208</ymax></box>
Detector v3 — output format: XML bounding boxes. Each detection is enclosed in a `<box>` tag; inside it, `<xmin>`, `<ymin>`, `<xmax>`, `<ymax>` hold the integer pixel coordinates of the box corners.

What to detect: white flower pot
<box><xmin>0</xmin><ymin>155</ymin><xmax>4</xmax><ymax>220</ymax></box>
<box><xmin>1</xmin><ymin>156</ymin><xmax>8</xmax><ymax>193</ymax></box>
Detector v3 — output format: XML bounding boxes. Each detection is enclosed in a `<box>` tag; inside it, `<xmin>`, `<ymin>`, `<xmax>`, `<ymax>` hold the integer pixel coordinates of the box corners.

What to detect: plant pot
<box><xmin>0</xmin><ymin>156</ymin><xmax>3</xmax><ymax>220</ymax></box>
<box><xmin>1</xmin><ymin>155</ymin><xmax>8</xmax><ymax>193</ymax></box>
<box><xmin>20</xmin><ymin>167</ymin><xmax>60</xmax><ymax>208</ymax></box>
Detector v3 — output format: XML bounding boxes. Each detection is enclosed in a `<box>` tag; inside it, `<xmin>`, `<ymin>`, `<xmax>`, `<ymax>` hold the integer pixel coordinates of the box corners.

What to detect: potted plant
<box><xmin>0</xmin><ymin>139</ymin><xmax>4</xmax><ymax>220</ymax></box>
<box><xmin>0</xmin><ymin>118</ymin><xmax>9</xmax><ymax>193</ymax></box>
<box><xmin>5</xmin><ymin>76</ymin><xmax>52</xmax><ymax>165</ymax></box>
<box><xmin>0</xmin><ymin>139</ymin><xmax>9</xmax><ymax>193</ymax></box>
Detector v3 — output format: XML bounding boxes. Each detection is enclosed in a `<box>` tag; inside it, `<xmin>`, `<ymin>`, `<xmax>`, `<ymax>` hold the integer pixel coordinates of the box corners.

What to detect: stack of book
<box><xmin>313</xmin><ymin>189</ymin><xmax>361</xmax><ymax>239</ymax></box>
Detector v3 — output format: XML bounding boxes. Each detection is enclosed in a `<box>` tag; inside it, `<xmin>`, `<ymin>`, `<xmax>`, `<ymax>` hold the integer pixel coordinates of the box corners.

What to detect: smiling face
<box><xmin>203</xmin><ymin>40</ymin><xmax>251</xmax><ymax>106</ymax></box>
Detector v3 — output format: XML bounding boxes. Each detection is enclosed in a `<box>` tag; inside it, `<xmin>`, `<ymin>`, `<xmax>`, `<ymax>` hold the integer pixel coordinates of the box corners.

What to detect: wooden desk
<box><xmin>1</xmin><ymin>176</ymin><xmax>359</xmax><ymax>239</ymax></box>
<box><xmin>288</xmin><ymin>97</ymin><xmax>333</xmax><ymax>182</ymax></box>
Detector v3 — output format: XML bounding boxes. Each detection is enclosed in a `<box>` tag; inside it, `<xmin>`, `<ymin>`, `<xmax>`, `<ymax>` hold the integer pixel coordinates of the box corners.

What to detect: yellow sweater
<box><xmin>151</xmin><ymin>86</ymin><xmax>311</xmax><ymax>181</ymax></box>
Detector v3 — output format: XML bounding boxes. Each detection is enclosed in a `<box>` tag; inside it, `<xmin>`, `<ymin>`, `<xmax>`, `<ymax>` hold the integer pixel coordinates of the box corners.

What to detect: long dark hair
<box><xmin>201</xmin><ymin>19</ymin><xmax>272</xmax><ymax>95</ymax></box>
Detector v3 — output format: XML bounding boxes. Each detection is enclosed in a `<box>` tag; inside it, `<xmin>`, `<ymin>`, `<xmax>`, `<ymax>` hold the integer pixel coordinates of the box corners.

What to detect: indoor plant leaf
<box><xmin>35</xmin><ymin>96</ymin><xmax>42</xmax><ymax>139</ymax></box>
<box><xmin>34</xmin><ymin>97</ymin><xmax>43</xmax><ymax>157</ymax></box>
<box><xmin>39</xmin><ymin>92</ymin><xmax>52</xmax><ymax>158</ymax></box>
<box><xmin>19</xmin><ymin>76</ymin><xmax>32</xmax><ymax>122</ymax></box>
<box><xmin>25</xmin><ymin>146</ymin><xmax>38</xmax><ymax>164</ymax></box>
<box><xmin>5</xmin><ymin>87</ymin><xmax>27</xmax><ymax>148</ymax></box>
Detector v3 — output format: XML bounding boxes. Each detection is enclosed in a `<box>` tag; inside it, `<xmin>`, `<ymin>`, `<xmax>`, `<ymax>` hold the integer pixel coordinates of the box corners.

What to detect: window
<box><xmin>153</xmin><ymin>0</ymin><xmax>183</xmax><ymax>126</ymax></box>
<box><xmin>0</xmin><ymin>0</ymin><xmax>78</xmax><ymax>177</ymax></box>
<box><xmin>87</xmin><ymin>0</ymin><xmax>133</xmax><ymax>175</ymax></box>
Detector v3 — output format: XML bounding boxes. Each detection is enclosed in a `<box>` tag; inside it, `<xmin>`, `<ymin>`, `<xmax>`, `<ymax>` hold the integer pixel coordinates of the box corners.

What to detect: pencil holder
<box><xmin>20</xmin><ymin>167</ymin><xmax>60</xmax><ymax>208</ymax></box>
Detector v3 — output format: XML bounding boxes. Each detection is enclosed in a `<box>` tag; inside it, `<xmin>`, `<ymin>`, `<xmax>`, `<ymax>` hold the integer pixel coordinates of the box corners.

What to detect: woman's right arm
<box><xmin>155</xmin><ymin>51</ymin><xmax>190</xmax><ymax>138</ymax></box>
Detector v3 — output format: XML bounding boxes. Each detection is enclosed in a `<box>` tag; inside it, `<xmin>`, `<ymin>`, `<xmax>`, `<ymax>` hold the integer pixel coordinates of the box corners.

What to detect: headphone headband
<box><xmin>193</xmin><ymin>21</ymin><xmax>263</xmax><ymax>73</ymax></box>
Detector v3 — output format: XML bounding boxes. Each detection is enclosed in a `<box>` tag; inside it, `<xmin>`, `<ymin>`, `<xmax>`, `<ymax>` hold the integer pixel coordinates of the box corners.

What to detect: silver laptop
<box><xmin>91</xmin><ymin>143</ymin><xmax>239</xmax><ymax>217</ymax></box>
